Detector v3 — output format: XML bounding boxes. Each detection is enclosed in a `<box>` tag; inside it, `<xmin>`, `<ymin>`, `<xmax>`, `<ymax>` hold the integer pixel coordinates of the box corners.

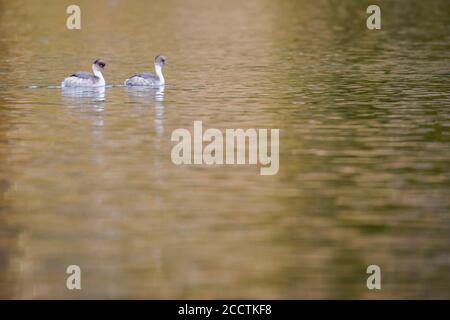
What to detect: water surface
<box><xmin>0</xmin><ymin>0</ymin><xmax>449</xmax><ymax>298</ymax></box>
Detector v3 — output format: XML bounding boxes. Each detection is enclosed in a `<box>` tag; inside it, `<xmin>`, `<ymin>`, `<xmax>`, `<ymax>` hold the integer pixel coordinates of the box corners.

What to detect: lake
<box><xmin>0</xmin><ymin>0</ymin><xmax>449</xmax><ymax>299</ymax></box>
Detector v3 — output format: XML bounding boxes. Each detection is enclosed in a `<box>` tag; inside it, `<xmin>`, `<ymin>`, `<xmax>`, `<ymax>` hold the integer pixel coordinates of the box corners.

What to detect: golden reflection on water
<box><xmin>0</xmin><ymin>0</ymin><xmax>449</xmax><ymax>299</ymax></box>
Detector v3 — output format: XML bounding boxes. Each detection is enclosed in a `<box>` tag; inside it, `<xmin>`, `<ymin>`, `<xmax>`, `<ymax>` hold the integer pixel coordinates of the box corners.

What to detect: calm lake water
<box><xmin>0</xmin><ymin>0</ymin><xmax>449</xmax><ymax>299</ymax></box>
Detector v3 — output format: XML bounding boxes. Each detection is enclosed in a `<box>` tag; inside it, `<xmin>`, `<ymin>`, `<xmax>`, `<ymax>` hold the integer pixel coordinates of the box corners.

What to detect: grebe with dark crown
<box><xmin>124</xmin><ymin>55</ymin><xmax>167</xmax><ymax>86</ymax></box>
<box><xmin>61</xmin><ymin>59</ymin><xmax>106</xmax><ymax>88</ymax></box>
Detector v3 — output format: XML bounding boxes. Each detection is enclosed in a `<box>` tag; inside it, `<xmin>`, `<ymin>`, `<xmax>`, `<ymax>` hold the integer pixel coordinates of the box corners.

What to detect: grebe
<box><xmin>124</xmin><ymin>55</ymin><xmax>167</xmax><ymax>86</ymax></box>
<box><xmin>61</xmin><ymin>59</ymin><xmax>106</xmax><ymax>88</ymax></box>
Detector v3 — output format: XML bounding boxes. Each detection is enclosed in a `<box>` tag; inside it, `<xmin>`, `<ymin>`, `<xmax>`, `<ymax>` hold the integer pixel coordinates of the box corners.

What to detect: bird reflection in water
<box><xmin>61</xmin><ymin>86</ymin><xmax>106</xmax><ymax>134</ymax></box>
<box><xmin>61</xmin><ymin>86</ymin><xmax>106</xmax><ymax>102</ymax></box>
<box><xmin>125</xmin><ymin>85</ymin><xmax>165</xmax><ymax>136</ymax></box>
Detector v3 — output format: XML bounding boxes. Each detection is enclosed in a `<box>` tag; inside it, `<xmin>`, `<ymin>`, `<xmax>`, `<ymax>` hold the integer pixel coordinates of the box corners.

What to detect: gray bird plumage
<box><xmin>71</xmin><ymin>72</ymin><xmax>99</xmax><ymax>80</ymax></box>
<box><xmin>134</xmin><ymin>72</ymin><xmax>160</xmax><ymax>81</ymax></box>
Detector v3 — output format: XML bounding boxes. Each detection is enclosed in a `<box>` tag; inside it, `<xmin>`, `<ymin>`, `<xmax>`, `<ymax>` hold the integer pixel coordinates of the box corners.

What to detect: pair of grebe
<box><xmin>61</xmin><ymin>55</ymin><xmax>167</xmax><ymax>88</ymax></box>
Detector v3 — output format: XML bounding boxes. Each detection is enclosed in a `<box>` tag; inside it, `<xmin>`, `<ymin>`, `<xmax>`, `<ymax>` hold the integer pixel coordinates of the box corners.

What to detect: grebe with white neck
<box><xmin>61</xmin><ymin>59</ymin><xmax>106</xmax><ymax>88</ymax></box>
<box><xmin>124</xmin><ymin>55</ymin><xmax>167</xmax><ymax>86</ymax></box>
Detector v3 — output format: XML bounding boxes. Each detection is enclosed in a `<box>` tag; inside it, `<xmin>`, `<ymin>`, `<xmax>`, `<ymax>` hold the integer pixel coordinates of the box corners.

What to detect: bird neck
<box><xmin>92</xmin><ymin>64</ymin><xmax>105</xmax><ymax>84</ymax></box>
<box><xmin>154</xmin><ymin>64</ymin><xmax>165</xmax><ymax>84</ymax></box>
